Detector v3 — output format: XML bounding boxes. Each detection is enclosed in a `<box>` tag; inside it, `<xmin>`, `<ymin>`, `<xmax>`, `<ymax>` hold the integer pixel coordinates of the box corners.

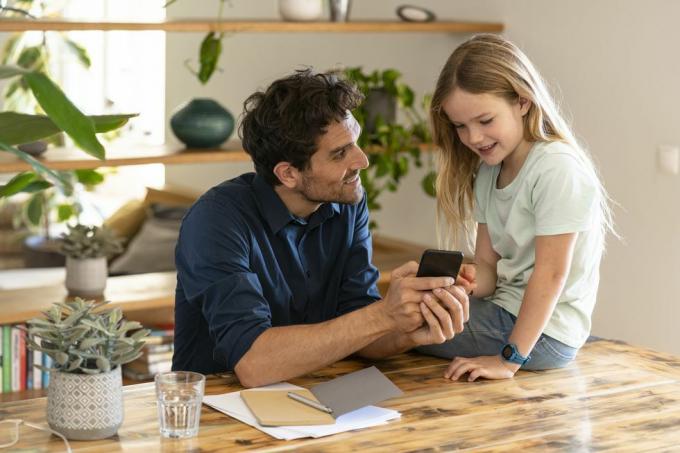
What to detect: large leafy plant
<box><xmin>1</xmin><ymin>1</ymin><xmax>91</xmax><ymax>115</ymax></box>
<box><xmin>25</xmin><ymin>298</ymin><xmax>150</xmax><ymax>375</ymax></box>
<box><xmin>344</xmin><ymin>67</ymin><xmax>437</xmax><ymax>230</ymax></box>
<box><xmin>0</xmin><ymin>2</ymin><xmax>108</xmax><ymax>235</ymax></box>
<box><xmin>0</xmin><ymin>0</ymin><xmax>134</xmax><ymax>200</ymax></box>
<box><xmin>0</xmin><ymin>65</ymin><xmax>135</xmax><ymax>199</ymax></box>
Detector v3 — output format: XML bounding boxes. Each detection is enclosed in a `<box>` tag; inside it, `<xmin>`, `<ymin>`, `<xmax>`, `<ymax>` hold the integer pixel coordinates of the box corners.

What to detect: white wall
<box><xmin>164</xmin><ymin>1</ymin><xmax>680</xmax><ymax>355</ymax></box>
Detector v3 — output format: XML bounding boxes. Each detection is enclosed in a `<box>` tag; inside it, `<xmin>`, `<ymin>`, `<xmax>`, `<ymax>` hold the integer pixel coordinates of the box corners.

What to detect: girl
<box><xmin>417</xmin><ymin>34</ymin><xmax>615</xmax><ymax>381</ymax></box>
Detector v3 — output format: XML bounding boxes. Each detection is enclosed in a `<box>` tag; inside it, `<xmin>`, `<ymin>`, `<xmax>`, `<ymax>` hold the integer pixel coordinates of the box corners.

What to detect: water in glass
<box><xmin>155</xmin><ymin>371</ymin><xmax>205</xmax><ymax>438</ymax></box>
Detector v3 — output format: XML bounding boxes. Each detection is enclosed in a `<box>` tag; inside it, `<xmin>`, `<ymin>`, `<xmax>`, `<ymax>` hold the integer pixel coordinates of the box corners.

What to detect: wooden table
<box><xmin>2</xmin><ymin>339</ymin><xmax>680</xmax><ymax>451</ymax></box>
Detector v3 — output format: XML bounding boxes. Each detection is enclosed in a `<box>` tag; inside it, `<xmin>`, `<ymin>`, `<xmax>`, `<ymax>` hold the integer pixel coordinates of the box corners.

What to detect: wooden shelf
<box><xmin>0</xmin><ymin>143</ymin><xmax>438</xmax><ymax>173</ymax></box>
<box><xmin>0</xmin><ymin>236</ymin><xmax>425</xmax><ymax>325</ymax></box>
<box><xmin>0</xmin><ymin>19</ymin><xmax>503</xmax><ymax>33</ymax></box>
<box><xmin>0</xmin><ymin>272</ymin><xmax>177</xmax><ymax>325</ymax></box>
<box><xmin>0</xmin><ymin>143</ymin><xmax>250</xmax><ymax>172</ymax></box>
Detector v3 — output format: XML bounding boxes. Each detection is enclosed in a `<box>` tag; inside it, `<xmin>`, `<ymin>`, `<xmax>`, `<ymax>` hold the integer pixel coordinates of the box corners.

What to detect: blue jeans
<box><xmin>415</xmin><ymin>297</ymin><xmax>578</xmax><ymax>370</ymax></box>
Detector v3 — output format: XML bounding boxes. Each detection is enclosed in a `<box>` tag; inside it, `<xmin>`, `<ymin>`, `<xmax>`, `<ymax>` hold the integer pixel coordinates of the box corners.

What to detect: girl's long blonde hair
<box><xmin>430</xmin><ymin>34</ymin><xmax>615</xmax><ymax>249</ymax></box>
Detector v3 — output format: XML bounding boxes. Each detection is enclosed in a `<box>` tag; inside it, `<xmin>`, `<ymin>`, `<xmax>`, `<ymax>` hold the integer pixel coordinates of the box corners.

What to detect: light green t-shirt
<box><xmin>473</xmin><ymin>140</ymin><xmax>603</xmax><ymax>348</ymax></box>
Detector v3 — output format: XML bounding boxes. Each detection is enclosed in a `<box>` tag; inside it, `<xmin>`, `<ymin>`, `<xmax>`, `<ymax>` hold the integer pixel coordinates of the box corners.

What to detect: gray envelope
<box><xmin>310</xmin><ymin>366</ymin><xmax>403</xmax><ymax>417</ymax></box>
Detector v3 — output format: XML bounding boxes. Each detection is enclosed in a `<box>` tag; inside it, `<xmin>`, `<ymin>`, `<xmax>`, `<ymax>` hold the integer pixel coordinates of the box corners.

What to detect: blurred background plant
<box><xmin>60</xmin><ymin>223</ymin><xmax>124</xmax><ymax>260</ymax></box>
<box><xmin>1</xmin><ymin>0</ymin><xmax>91</xmax><ymax>128</ymax></box>
<box><xmin>164</xmin><ymin>0</ymin><xmax>233</xmax><ymax>85</ymax></box>
<box><xmin>9</xmin><ymin>168</ymin><xmax>108</xmax><ymax>239</ymax></box>
<box><xmin>0</xmin><ymin>0</ymin><xmax>112</xmax><ymax>237</ymax></box>
<box><xmin>343</xmin><ymin>67</ymin><xmax>437</xmax><ymax>230</ymax></box>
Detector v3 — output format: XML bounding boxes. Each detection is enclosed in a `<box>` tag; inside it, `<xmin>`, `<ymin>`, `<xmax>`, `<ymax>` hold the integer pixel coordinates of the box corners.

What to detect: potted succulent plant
<box><xmin>60</xmin><ymin>224</ymin><xmax>124</xmax><ymax>297</ymax></box>
<box><xmin>25</xmin><ymin>298</ymin><xmax>150</xmax><ymax>440</ymax></box>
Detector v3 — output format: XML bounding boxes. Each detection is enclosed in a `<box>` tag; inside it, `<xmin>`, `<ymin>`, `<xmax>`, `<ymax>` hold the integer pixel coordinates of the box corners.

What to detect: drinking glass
<box><xmin>155</xmin><ymin>371</ymin><xmax>205</xmax><ymax>438</ymax></box>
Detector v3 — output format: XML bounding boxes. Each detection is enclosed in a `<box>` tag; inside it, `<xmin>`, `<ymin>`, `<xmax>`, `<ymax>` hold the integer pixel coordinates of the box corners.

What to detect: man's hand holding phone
<box><xmin>415</xmin><ymin>250</ymin><xmax>472</xmax><ymax>334</ymax></box>
<box><xmin>381</xmin><ymin>261</ymin><xmax>456</xmax><ymax>334</ymax></box>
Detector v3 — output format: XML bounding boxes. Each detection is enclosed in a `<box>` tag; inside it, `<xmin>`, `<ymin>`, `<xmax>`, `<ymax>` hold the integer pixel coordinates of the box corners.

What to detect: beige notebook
<box><xmin>240</xmin><ymin>389</ymin><xmax>335</xmax><ymax>427</ymax></box>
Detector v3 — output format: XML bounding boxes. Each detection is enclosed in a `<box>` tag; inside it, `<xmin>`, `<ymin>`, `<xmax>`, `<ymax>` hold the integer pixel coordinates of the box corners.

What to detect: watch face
<box><xmin>502</xmin><ymin>345</ymin><xmax>513</xmax><ymax>359</ymax></box>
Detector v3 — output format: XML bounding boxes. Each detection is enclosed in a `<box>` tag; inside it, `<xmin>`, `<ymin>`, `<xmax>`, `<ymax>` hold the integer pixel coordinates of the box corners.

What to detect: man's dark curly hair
<box><xmin>238</xmin><ymin>68</ymin><xmax>364</xmax><ymax>186</ymax></box>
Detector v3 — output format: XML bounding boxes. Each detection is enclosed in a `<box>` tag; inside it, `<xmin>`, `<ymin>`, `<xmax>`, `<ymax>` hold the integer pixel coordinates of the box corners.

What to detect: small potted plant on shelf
<box><xmin>60</xmin><ymin>224</ymin><xmax>124</xmax><ymax>297</ymax></box>
<box><xmin>25</xmin><ymin>298</ymin><xmax>150</xmax><ymax>440</ymax></box>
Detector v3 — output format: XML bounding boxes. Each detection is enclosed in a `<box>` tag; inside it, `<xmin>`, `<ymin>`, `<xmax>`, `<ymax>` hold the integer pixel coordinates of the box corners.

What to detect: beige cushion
<box><xmin>108</xmin><ymin>204</ymin><xmax>188</xmax><ymax>275</ymax></box>
<box><xmin>103</xmin><ymin>199</ymin><xmax>146</xmax><ymax>241</ymax></box>
<box><xmin>103</xmin><ymin>185</ymin><xmax>199</xmax><ymax>242</ymax></box>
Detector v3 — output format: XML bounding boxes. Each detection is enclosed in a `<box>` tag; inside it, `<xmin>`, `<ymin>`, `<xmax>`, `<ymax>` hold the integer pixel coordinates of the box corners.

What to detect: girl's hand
<box><xmin>456</xmin><ymin>263</ymin><xmax>477</xmax><ymax>296</ymax></box>
<box><xmin>444</xmin><ymin>355</ymin><xmax>520</xmax><ymax>381</ymax></box>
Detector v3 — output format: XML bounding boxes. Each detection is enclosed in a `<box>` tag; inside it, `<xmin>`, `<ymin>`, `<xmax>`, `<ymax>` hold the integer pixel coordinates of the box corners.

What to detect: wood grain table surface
<box><xmin>1</xmin><ymin>339</ymin><xmax>679</xmax><ymax>452</ymax></box>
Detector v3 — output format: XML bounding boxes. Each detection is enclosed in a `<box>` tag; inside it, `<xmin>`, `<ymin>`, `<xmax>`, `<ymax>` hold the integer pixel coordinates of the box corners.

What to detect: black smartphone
<box><xmin>416</xmin><ymin>249</ymin><xmax>464</xmax><ymax>280</ymax></box>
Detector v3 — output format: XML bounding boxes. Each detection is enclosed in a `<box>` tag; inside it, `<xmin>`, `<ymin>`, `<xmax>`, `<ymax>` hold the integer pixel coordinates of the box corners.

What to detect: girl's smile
<box><xmin>442</xmin><ymin>89</ymin><xmax>531</xmax><ymax>173</ymax></box>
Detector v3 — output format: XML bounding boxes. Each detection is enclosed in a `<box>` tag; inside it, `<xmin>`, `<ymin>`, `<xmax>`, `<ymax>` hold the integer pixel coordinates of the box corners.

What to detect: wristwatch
<box><xmin>501</xmin><ymin>343</ymin><xmax>530</xmax><ymax>366</ymax></box>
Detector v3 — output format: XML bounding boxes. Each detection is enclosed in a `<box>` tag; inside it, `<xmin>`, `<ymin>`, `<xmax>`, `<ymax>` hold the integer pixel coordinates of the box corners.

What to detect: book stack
<box><xmin>123</xmin><ymin>325</ymin><xmax>174</xmax><ymax>381</ymax></box>
<box><xmin>0</xmin><ymin>324</ymin><xmax>52</xmax><ymax>393</ymax></box>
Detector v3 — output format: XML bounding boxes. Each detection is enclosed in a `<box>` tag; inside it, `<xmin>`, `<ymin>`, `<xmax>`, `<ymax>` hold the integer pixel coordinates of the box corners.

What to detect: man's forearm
<box><xmin>235</xmin><ymin>301</ymin><xmax>392</xmax><ymax>387</ymax></box>
<box><xmin>357</xmin><ymin>330</ymin><xmax>418</xmax><ymax>359</ymax></box>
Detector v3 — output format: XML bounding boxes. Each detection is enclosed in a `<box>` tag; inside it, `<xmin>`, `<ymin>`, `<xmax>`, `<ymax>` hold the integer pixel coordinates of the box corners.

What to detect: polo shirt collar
<box><xmin>252</xmin><ymin>174</ymin><xmax>341</xmax><ymax>234</ymax></box>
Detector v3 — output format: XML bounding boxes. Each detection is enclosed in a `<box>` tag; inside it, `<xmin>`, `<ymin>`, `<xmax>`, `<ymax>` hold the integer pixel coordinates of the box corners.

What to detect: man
<box><xmin>173</xmin><ymin>69</ymin><xmax>469</xmax><ymax>387</ymax></box>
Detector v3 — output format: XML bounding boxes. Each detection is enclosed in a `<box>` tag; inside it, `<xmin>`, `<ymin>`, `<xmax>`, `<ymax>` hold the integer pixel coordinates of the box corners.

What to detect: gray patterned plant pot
<box><xmin>47</xmin><ymin>367</ymin><xmax>123</xmax><ymax>440</ymax></box>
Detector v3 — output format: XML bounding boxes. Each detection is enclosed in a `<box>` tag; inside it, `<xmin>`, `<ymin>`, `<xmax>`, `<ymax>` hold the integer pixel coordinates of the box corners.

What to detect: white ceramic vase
<box><xmin>47</xmin><ymin>367</ymin><xmax>123</xmax><ymax>440</ymax></box>
<box><xmin>279</xmin><ymin>0</ymin><xmax>323</xmax><ymax>22</ymax></box>
<box><xmin>65</xmin><ymin>256</ymin><xmax>108</xmax><ymax>297</ymax></box>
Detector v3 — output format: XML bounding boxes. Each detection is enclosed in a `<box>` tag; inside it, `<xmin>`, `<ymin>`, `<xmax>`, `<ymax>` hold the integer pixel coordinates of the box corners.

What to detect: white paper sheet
<box><xmin>202</xmin><ymin>382</ymin><xmax>401</xmax><ymax>440</ymax></box>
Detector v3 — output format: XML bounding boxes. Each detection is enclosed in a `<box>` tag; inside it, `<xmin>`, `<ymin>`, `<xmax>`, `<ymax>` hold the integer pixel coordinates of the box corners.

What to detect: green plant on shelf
<box><xmin>10</xmin><ymin>168</ymin><xmax>108</xmax><ymax>240</ymax></box>
<box><xmin>0</xmin><ymin>1</ymin><xmax>123</xmax><ymax>234</ymax></box>
<box><xmin>0</xmin><ymin>65</ymin><xmax>135</xmax><ymax>199</ymax></box>
<box><xmin>343</xmin><ymin>67</ymin><xmax>437</xmax><ymax>230</ymax></box>
<box><xmin>1</xmin><ymin>0</ymin><xmax>91</xmax><ymax>117</ymax></box>
<box><xmin>165</xmin><ymin>0</ymin><xmax>233</xmax><ymax>85</ymax></box>
<box><xmin>60</xmin><ymin>224</ymin><xmax>124</xmax><ymax>260</ymax></box>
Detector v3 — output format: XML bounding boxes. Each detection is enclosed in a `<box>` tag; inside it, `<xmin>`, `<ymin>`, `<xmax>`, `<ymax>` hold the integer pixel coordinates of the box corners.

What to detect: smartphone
<box><xmin>416</xmin><ymin>249</ymin><xmax>464</xmax><ymax>280</ymax></box>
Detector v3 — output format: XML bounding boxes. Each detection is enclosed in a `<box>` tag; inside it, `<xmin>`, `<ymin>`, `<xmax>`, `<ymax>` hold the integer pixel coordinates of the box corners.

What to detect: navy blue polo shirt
<box><xmin>172</xmin><ymin>173</ymin><xmax>381</xmax><ymax>374</ymax></box>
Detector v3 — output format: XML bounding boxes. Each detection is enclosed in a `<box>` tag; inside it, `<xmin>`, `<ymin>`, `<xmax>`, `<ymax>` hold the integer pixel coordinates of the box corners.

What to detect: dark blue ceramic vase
<box><xmin>170</xmin><ymin>98</ymin><xmax>235</xmax><ymax>148</ymax></box>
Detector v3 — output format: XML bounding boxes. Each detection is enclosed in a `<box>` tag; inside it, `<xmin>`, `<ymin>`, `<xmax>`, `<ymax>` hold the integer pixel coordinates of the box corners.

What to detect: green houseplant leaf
<box><xmin>63</xmin><ymin>38</ymin><xmax>92</xmax><ymax>68</ymax></box>
<box><xmin>0</xmin><ymin>141</ymin><xmax>71</xmax><ymax>193</ymax></box>
<box><xmin>23</xmin><ymin>72</ymin><xmax>105</xmax><ymax>159</ymax></box>
<box><xmin>56</xmin><ymin>203</ymin><xmax>76</xmax><ymax>222</ymax></box>
<box><xmin>74</xmin><ymin>169</ymin><xmax>105</xmax><ymax>186</ymax></box>
<box><xmin>421</xmin><ymin>170</ymin><xmax>437</xmax><ymax>197</ymax></box>
<box><xmin>26</xmin><ymin>192</ymin><xmax>44</xmax><ymax>226</ymax></box>
<box><xmin>198</xmin><ymin>32</ymin><xmax>222</xmax><ymax>84</ymax></box>
<box><xmin>0</xmin><ymin>64</ymin><xmax>30</xmax><ymax>79</ymax></box>
<box><xmin>0</xmin><ymin>112</ymin><xmax>137</xmax><ymax>145</ymax></box>
<box><xmin>0</xmin><ymin>171</ymin><xmax>36</xmax><ymax>197</ymax></box>
<box><xmin>21</xmin><ymin>180</ymin><xmax>53</xmax><ymax>193</ymax></box>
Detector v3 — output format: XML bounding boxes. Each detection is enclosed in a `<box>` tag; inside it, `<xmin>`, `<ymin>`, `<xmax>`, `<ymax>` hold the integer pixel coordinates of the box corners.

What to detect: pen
<box><xmin>287</xmin><ymin>392</ymin><xmax>334</xmax><ymax>414</ymax></box>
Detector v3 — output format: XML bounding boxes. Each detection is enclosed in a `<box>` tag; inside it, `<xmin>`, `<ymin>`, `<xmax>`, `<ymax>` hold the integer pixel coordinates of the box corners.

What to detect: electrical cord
<box><xmin>0</xmin><ymin>419</ymin><xmax>72</xmax><ymax>452</ymax></box>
